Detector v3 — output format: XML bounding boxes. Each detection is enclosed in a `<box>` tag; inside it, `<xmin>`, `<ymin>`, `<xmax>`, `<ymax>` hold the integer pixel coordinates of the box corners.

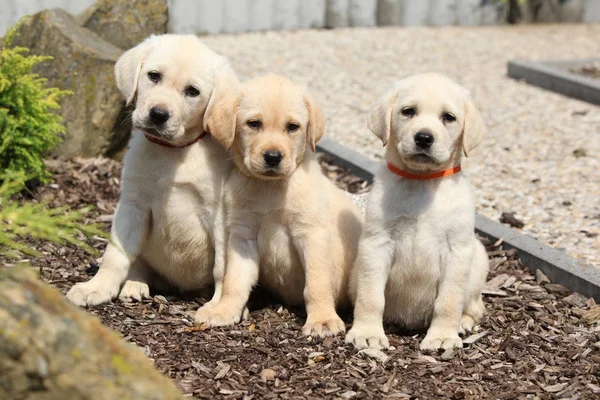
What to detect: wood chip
<box><xmin>463</xmin><ymin>331</ymin><xmax>489</xmax><ymax>345</ymax></box>
<box><xmin>260</xmin><ymin>368</ymin><xmax>276</xmax><ymax>382</ymax></box>
<box><xmin>535</xmin><ymin>269</ymin><xmax>551</xmax><ymax>285</ymax></box>
<box><xmin>214</xmin><ymin>364</ymin><xmax>231</xmax><ymax>380</ymax></box>
<box><xmin>543</xmin><ymin>383</ymin><xmax>567</xmax><ymax>393</ymax></box>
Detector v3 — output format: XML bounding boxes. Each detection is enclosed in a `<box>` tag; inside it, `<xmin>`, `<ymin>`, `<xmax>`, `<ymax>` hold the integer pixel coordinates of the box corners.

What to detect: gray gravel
<box><xmin>203</xmin><ymin>24</ymin><xmax>600</xmax><ymax>268</ymax></box>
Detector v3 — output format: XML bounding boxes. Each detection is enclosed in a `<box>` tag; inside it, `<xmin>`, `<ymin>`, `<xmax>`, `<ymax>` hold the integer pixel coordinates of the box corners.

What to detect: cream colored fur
<box><xmin>346</xmin><ymin>73</ymin><xmax>489</xmax><ymax>351</ymax></box>
<box><xmin>66</xmin><ymin>34</ymin><xmax>237</xmax><ymax>307</ymax></box>
<box><xmin>193</xmin><ymin>75</ymin><xmax>363</xmax><ymax>337</ymax></box>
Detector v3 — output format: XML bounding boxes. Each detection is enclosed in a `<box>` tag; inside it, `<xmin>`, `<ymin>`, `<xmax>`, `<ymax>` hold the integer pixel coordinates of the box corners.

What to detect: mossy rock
<box><xmin>0</xmin><ymin>267</ymin><xmax>182</xmax><ymax>399</ymax></box>
<box><xmin>78</xmin><ymin>0</ymin><xmax>168</xmax><ymax>50</ymax></box>
<box><xmin>11</xmin><ymin>9</ymin><xmax>131</xmax><ymax>157</ymax></box>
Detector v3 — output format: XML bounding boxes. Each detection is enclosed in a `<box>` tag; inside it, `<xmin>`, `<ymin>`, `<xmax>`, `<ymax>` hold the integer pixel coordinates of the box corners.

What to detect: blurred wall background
<box><xmin>2</xmin><ymin>0</ymin><xmax>600</xmax><ymax>37</ymax></box>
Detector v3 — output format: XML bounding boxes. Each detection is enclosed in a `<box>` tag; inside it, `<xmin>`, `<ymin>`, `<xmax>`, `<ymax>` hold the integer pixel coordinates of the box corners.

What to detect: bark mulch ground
<box><xmin>2</xmin><ymin>156</ymin><xmax>600</xmax><ymax>399</ymax></box>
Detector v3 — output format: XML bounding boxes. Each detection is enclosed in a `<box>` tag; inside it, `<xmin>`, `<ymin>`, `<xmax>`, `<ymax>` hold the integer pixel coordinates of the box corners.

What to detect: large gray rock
<box><xmin>12</xmin><ymin>8</ymin><xmax>127</xmax><ymax>157</ymax></box>
<box><xmin>78</xmin><ymin>0</ymin><xmax>167</xmax><ymax>50</ymax></box>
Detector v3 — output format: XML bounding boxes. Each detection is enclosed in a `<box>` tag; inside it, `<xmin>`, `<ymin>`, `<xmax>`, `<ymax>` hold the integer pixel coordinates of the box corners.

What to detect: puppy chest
<box><xmin>150</xmin><ymin>191</ymin><xmax>213</xmax><ymax>252</ymax></box>
<box><xmin>256</xmin><ymin>220</ymin><xmax>305</xmax><ymax>305</ymax></box>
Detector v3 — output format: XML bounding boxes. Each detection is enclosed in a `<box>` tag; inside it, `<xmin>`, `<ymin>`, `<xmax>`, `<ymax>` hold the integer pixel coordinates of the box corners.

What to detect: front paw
<box><xmin>194</xmin><ymin>303</ymin><xmax>245</xmax><ymax>327</ymax></box>
<box><xmin>420</xmin><ymin>329</ymin><xmax>463</xmax><ymax>351</ymax></box>
<box><xmin>118</xmin><ymin>280</ymin><xmax>150</xmax><ymax>302</ymax></box>
<box><xmin>345</xmin><ymin>324</ymin><xmax>389</xmax><ymax>350</ymax></box>
<box><xmin>302</xmin><ymin>313</ymin><xmax>346</xmax><ymax>337</ymax></box>
<box><xmin>66</xmin><ymin>280</ymin><xmax>119</xmax><ymax>307</ymax></box>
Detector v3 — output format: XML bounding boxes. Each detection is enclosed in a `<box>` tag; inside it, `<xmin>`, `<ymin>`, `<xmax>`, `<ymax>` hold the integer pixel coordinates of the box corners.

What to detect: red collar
<box><xmin>387</xmin><ymin>162</ymin><xmax>461</xmax><ymax>180</ymax></box>
<box><xmin>144</xmin><ymin>131</ymin><xmax>207</xmax><ymax>148</ymax></box>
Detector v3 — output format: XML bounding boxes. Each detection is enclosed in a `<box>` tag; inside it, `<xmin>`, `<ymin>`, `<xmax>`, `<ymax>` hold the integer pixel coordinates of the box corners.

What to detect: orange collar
<box><xmin>144</xmin><ymin>131</ymin><xmax>207</xmax><ymax>148</ymax></box>
<box><xmin>387</xmin><ymin>162</ymin><xmax>461</xmax><ymax>180</ymax></box>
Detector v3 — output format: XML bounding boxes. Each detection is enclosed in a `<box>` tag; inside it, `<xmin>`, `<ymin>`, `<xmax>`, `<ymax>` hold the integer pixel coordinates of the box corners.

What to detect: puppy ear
<box><xmin>204</xmin><ymin>64</ymin><xmax>240</xmax><ymax>150</ymax></box>
<box><xmin>462</xmin><ymin>97</ymin><xmax>484</xmax><ymax>158</ymax></box>
<box><xmin>367</xmin><ymin>87</ymin><xmax>398</xmax><ymax>146</ymax></box>
<box><xmin>304</xmin><ymin>93</ymin><xmax>326</xmax><ymax>152</ymax></box>
<box><xmin>114</xmin><ymin>36</ymin><xmax>157</xmax><ymax>106</ymax></box>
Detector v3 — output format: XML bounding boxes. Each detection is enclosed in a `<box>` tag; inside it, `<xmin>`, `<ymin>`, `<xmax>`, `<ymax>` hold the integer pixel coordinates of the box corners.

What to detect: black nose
<box><xmin>149</xmin><ymin>106</ymin><xmax>170</xmax><ymax>125</ymax></box>
<box><xmin>263</xmin><ymin>151</ymin><xmax>283</xmax><ymax>167</ymax></box>
<box><xmin>414</xmin><ymin>131</ymin><xmax>434</xmax><ymax>149</ymax></box>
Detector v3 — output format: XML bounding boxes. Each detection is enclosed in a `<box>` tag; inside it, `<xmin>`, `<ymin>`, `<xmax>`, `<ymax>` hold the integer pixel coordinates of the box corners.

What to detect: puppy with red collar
<box><xmin>67</xmin><ymin>35</ymin><xmax>237</xmax><ymax>307</ymax></box>
<box><xmin>346</xmin><ymin>73</ymin><xmax>489</xmax><ymax>351</ymax></box>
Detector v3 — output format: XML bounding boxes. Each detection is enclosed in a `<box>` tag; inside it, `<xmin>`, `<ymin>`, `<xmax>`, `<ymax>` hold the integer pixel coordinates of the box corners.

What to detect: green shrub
<box><xmin>0</xmin><ymin>171</ymin><xmax>106</xmax><ymax>258</ymax></box>
<box><xmin>0</xmin><ymin>20</ymin><xmax>70</xmax><ymax>183</ymax></box>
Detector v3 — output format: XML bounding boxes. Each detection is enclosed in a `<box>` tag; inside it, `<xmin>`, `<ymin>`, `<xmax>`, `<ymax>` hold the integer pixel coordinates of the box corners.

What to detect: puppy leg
<box><xmin>459</xmin><ymin>240</ymin><xmax>488</xmax><ymax>335</ymax></box>
<box><xmin>345</xmin><ymin>234</ymin><xmax>393</xmax><ymax>350</ymax></box>
<box><xmin>194</xmin><ymin>234</ymin><xmax>258</xmax><ymax>327</ymax></box>
<box><xmin>420</xmin><ymin>246</ymin><xmax>472</xmax><ymax>351</ymax></box>
<box><xmin>205</xmin><ymin>202</ymin><xmax>227</xmax><ymax>308</ymax></box>
<box><xmin>296</xmin><ymin>230</ymin><xmax>345</xmax><ymax>337</ymax></box>
<box><xmin>119</xmin><ymin>259</ymin><xmax>153</xmax><ymax>302</ymax></box>
<box><xmin>67</xmin><ymin>202</ymin><xmax>150</xmax><ymax>306</ymax></box>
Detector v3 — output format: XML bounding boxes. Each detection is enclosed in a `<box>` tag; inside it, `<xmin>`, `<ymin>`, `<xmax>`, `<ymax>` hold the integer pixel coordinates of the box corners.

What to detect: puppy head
<box><xmin>114</xmin><ymin>34</ymin><xmax>237</xmax><ymax>145</ymax></box>
<box><xmin>368</xmin><ymin>73</ymin><xmax>484</xmax><ymax>170</ymax></box>
<box><xmin>206</xmin><ymin>74</ymin><xmax>325</xmax><ymax>180</ymax></box>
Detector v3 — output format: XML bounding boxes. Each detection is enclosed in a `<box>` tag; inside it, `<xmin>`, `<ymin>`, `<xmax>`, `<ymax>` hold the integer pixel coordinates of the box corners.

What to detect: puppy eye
<box><xmin>184</xmin><ymin>86</ymin><xmax>200</xmax><ymax>97</ymax></box>
<box><xmin>401</xmin><ymin>107</ymin><xmax>416</xmax><ymax>118</ymax></box>
<box><xmin>247</xmin><ymin>120</ymin><xmax>261</xmax><ymax>130</ymax></box>
<box><xmin>287</xmin><ymin>123</ymin><xmax>300</xmax><ymax>133</ymax></box>
<box><xmin>441</xmin><ymin>112</ymin><xmax>456</xmax><ymax>123</ymax></box>
<box><xmin>148</xmin><ymin>71</ymin><xmax>161</xmax><ymax>83</ymax></box>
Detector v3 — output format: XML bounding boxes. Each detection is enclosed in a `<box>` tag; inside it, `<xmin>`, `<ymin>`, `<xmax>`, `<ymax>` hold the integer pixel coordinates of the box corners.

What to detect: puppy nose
<box><xmin>414</xmin><ymin>131</ymin><xmax>434</xmax><ymax>149</ymax></box>
<box><xmin>149</xmin><ymin>106</ymin><xmax>170</xmax><ymax>125</ymax></box>
<box><xmin>263</xmin><ymin>150</ymin><xmax>283</xmax><ymax>167</ymax></box>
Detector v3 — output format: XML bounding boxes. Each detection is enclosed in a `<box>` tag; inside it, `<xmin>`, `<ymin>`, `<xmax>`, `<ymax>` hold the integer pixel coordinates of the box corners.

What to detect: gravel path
<box><xmin>202</xmin><ymin>24</ymin><xmax>600</xmax><ymax>268</ymax></box>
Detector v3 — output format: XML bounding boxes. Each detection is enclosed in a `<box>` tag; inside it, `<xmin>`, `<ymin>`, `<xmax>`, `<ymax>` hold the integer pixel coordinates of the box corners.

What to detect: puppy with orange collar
<box><xmin>194</xmin><ymin>74</ymin><xmax>363</xmax><ymax>337</ymax></box>
<box><xmin>346</xmin><ymin>73</ymin><xmax>489</xmax><ymax>351</ymax></box>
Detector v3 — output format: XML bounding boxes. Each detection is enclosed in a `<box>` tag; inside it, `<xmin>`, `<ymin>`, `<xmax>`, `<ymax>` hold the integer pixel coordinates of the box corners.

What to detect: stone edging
<box><xmin>508</xmin><ymin>58</ymin><xmax>600</xmax><ymax>106</ymax></box>
<box><xmin>316</xmin><ymin>137</ymin><xmax>600</xmax><ymax>301</ymax></box>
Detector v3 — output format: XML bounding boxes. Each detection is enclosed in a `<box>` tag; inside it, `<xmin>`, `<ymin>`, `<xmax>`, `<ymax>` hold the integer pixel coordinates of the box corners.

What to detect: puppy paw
<box><xmin>345</xmin><ymin>324</ymin><xmax>389</xmax><ymax>350</ymax></box>
<box><xmin>458</xmin><ymin>315</ymin><xmax>476</xmax><ymax>336</ymax></box>
<box><xmin>66</xmin><ymin>281</ymin><xmax>118</xmax><ymax>307</ymax></box>
<box><xmin>302</xmin><ymin>313</ymin><xmax>346</xmax><ymax>337</ymax></box>
<box><xmin>119</xmin><ymin>280</ymin><xmax>150</xmax><ymax>302</ymax></box>
<box><xmin>420</xmin><ymin>330</ymin><xmax>463</xmax><ymax>351</ymax></box>
<box><xmin>194</xmin><ymin>303</ymin><xmax>244</xmax><ymax>327</ymax></box>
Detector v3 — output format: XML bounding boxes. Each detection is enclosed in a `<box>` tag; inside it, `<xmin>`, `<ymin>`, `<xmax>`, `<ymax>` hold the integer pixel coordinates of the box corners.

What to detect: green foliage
<box><xmin>0</xmin><ymin>171</ymin><xmax>106</xmax><ymax>258</ymax></box>
<box><xmin>0</xmin><ymin>19</ymin><xmax>71</xmax><ymax>183</ymax></box>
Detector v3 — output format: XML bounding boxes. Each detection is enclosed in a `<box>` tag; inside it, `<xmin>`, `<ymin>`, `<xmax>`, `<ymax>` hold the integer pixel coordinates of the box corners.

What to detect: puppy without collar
<box><xmin>346</xmin><ymin>73</ymin><xmax>489</xmax><ymax>351</ymax></box>
<box><xmin>194</xmin><ymin>74</ymin><xmax>363</xmax><ymax>337</ymax></box>
<box><xmin>67</xmin><ymin>35</ymin><xmax>237</xmax><ymax>308</ymax></box>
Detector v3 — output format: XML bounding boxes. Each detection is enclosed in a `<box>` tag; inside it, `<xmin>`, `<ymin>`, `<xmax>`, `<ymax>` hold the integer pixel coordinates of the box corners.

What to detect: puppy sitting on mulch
<box><xmin>346</xmin><ymin>73</ymin><xmax>489</xmax><ymax>351</ymax></box>
<box><xmin>194</xmin><ymin>74</ymin><xmax>363</xmax><ymax>337</ymax></box>
<box><xmin>67</xmin><ymin>35</ymin><xmax>237</xmax><ymax>308</ymax></box>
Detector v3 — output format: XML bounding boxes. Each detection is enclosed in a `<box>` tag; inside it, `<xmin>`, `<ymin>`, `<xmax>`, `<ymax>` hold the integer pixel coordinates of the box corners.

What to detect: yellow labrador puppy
<box><xmin>346</xmin><ymin>73</ymin><xmax>489</xmax><ymax>351</ymax></box>
<box><xmin>194</xmin><ymin>75</ymin><xmax>363</xmax><ymax>337</ymax></box>
<box><xmin>67</xmin><ymin>35</ymin><xmax>237</xmax><ymax>307</ymax></box>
